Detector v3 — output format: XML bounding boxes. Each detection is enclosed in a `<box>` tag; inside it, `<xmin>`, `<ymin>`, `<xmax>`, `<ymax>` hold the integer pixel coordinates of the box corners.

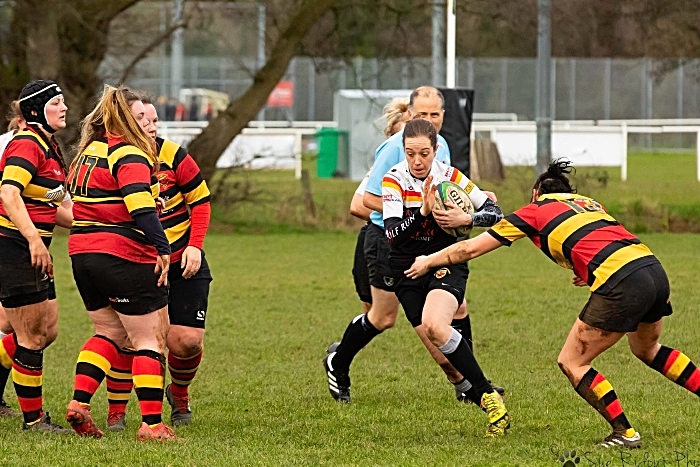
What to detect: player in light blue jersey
<box><xmin>324</xmin><ymin>86</ymin><xmax>502</xmax><ymax>404</ymax></box>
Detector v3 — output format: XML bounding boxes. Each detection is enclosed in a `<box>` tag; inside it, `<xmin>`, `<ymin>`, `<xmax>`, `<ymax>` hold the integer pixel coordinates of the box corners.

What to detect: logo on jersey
<box><xmin>434</xmin><ymin>268</ymin><xmax>450</xmax><ymax>279</ymax></box>
<box><xmin>157</xmin><ymin>173</ymin><xmax>170</xmax><ymax>192</ymax></box>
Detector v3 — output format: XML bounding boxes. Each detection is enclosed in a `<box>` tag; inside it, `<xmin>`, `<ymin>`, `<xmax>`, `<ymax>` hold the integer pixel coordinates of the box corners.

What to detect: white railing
<box><xmin>472</xmin><ymin>119</ymin><xmax>700</xmax><ymax>181</ymax></box>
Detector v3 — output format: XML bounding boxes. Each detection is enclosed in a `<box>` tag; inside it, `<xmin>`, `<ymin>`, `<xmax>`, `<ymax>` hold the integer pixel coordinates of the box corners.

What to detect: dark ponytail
<box><xmin>533</xmin><ymin>158</ymin><xmax>576</xmax><ymax>195</ymax></box>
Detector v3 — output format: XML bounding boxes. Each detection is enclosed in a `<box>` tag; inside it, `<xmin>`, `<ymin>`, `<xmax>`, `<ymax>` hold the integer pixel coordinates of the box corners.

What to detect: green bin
<box><xmin>316</xmin><ymin>128</ymin><xmax>349</xmax><ymax>178</ymax></box>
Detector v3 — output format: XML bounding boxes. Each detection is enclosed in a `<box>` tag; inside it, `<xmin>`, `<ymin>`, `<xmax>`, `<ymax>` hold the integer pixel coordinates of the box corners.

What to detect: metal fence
<box><xmin>107</xmin><ymin>56</ymin><xmax>700</xmax><ymax>125</ymax></box>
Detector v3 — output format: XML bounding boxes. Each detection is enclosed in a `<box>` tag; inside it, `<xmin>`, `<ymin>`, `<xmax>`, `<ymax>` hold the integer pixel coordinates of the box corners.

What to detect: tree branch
<box><xmin>118</xmin><ymin>19</ymin><xmax>188</xmax><ymax>84</ymax></box>
<box><xmin>187</xmin><ymin>0</ymin><xmax>337</xmax><ymax>181</ymax></box>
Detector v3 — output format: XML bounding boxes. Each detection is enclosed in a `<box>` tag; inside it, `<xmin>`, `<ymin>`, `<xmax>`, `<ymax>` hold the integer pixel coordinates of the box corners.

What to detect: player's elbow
<box><xmin>349</xmin><ymin>204</ymin><xmax>369</xmax><ymax>221</ymax></box>
<box><xmin>0</xmin><ymin>185</ymin><xmax>18</xmax><ymax>207</ymax></box>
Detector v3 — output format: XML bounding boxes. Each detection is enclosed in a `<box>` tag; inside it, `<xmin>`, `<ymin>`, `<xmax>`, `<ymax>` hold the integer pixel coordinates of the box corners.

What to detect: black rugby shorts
<box><xmin>168</xmin><ymin>252</ymin><xmax>212</xmax><ymax>329</ymax></box>
<box><xmin>352</xmin><ymin>224</ymin><xmax>372</xmax><ymax>304</ymax></box>
<box><xmin>579</xmin><ymin>262</ymin><xmax>672</xmax><ymax>333</ymax></box>
<box><xmin>363</xmin><ymin>223</ymin><xmax>396</xmax><ymax>292</ymax></box>
<box><xmin>71</xmin><ymin>253</ymin><xmax>169</xmax><ymax>315</ymax></box>
<box><xmin>0</xmin><ymin>235</ymin><xmax>52</xmax><ymax>308</ymax></box>
<box><xmin>394</xmin><ymin>263</ymin><xmax>469</xmax><ymax>327</ymax></box>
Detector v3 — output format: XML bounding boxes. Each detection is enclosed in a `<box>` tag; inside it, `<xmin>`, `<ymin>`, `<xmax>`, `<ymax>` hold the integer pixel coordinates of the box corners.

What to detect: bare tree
<box><xmin>186</xmin><ymin>0</ymin><xmax>337</xmax><ymax>181</ymax></box>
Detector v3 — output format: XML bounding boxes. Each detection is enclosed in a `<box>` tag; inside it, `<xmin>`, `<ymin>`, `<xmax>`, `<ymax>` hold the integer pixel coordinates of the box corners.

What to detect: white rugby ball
<box><xmin>433</xmin><ymin>181</ymin><xmax>474</xmax><ymax>237</ymax></box>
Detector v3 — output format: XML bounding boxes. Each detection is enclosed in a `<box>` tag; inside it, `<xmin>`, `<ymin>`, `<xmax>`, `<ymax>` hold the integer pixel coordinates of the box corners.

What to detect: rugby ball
<box><xmin>433</xmin><ymin>181</ymin><xmax>474</xmax><ymax>237</ymax></box>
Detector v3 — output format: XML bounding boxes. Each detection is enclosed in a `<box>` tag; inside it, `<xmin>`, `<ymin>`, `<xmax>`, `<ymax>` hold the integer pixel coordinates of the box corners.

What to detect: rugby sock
<box><xmin>438</xmin><ymin>328</ymin><xmax>492</xmax><ymax>396</ymax></box>
<box><xmin>107</xmin><ymin>348</ymin><xmax>134</xmax><ymax>417</ymax></box>
<box><xmin>133</xmin><ymin>350</ymin><xmax>165</xmax><ymax>426</ymax></box>
<box><xmin>453</xmin><ymin>377</ymin><xmax>482</xmax><ymax>405</ymax></box>
<box><xmin>451</xmin><ymin>315</ymin><xmax>473</xmax><ymax>351</ymax></box>
<box><xmin>12</xmin><ymin>346</ymin><xmax>43</xmax><ymax>424</ymax></box>
<box><xmin>575</xmin><ymin>368</ymin><xmax>635</xmax><ymax>437</ymax></box>
<box><xmin>72</xmin><ymin>335</ymin><xmax>119</xmax><ymax>405</ymax></box>
<box><xmin>0</xmin><ymin>334</ymin><xmax>18</xmax><ymax>395</ymax></box>
<box><xmin>332</xmin><ymin>314</ymin><xmax>381</xmax><ymax>373</ymax></box>
<box><xmin>649</xmin><ymin>345</ymin><xmax>700</xmax><ymax>394</ymax></box>
<box><xmin>168</xmin><ymin>350</ymin><xmax>202</xmax><ymax>399</ymax></box>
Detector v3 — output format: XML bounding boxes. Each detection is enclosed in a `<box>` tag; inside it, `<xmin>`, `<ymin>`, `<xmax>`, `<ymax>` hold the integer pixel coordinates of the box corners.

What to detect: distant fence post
<box><xmin>621</xmin><ymin>123</ymin><xmax>628</xmax><ymax>182</ymax></box>
<box><xmin>697</xmin><ymin>130</ymin><xmax>700</xmax><ymax>182</ymax></box>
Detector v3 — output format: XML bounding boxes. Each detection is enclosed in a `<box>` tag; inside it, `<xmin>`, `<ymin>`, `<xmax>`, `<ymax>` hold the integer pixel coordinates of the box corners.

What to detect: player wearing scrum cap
<box><xmin>0</xmin><ymin>80</ymin><xmax>71</xmax><ymax>433</ymax></box>
<box><xmin>0</xmin><ymin>98</ymin><xmax>73</xmax><ymax>420</ymax></box>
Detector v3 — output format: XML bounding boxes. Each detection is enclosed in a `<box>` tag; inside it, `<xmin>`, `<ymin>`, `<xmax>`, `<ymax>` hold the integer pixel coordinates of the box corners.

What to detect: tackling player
<box><xmin>406</xmin><ymin>159</ymin><xmax>700</xmax><ymax>448</ymax></box>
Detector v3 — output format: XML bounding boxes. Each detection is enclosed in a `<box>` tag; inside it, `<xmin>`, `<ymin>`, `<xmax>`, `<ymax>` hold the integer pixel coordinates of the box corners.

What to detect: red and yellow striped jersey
<box><xmin>68</xmin><ymin>136</ymin><xmax>160</xmax><ymax>263</ymax></box>
<box><xmin>488</xmin><ymin>193</ymin><xmax>658</xmax><ymax>293</ymax></box>
<box><xmin>155</xmin><ymin>137</ymin><xmax>210</xmax><ymax>262</ymax></box>
<box><xmin>0</xmin><ymin>126</ymin><xmax>66</xmax><ymax>245</ymax></box>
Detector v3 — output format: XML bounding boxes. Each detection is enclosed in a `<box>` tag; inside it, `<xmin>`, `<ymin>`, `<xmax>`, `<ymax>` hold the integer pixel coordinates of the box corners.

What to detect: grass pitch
<box><xmin>0</xmin><ymin>232</ymin><xmax>698</xmax><ymax>466</ymax></box>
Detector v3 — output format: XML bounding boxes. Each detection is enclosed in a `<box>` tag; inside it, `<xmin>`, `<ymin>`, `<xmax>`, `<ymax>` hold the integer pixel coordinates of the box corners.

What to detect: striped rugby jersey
<box><xmin>382</xmin><ymin>159</ymin><xmax>488</xmax><ymax>269</ymax></box>
<box><xmin>155</xmin><ymin>137</ymin><xmax>210</xmax><ymax>262</ymax></box>
<box><xmin>488</xmin><ymin>193</ymin><xmax>659</xmax><ymax>293</ymax></box>
<box><xmin>68</xmin><ymin>137</ymin><xmax>161</xmax><ymax>263</ymax></box>
<box><xmin>0</xmin><ymin>126</ymin><xmax>66</xmax><ymax>246</ymax></box>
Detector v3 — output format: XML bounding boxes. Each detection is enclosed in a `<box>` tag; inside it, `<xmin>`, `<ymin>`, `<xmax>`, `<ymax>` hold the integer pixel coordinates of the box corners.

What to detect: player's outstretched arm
<box><xmin>404</xmin><ymin>231</ymin><xmax>503</xmax><ymax>278</ymax></box>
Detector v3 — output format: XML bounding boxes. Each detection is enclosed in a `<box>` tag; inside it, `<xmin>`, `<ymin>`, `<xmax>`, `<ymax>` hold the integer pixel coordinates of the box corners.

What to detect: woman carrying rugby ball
<box><xmin>381</xmin><ymin>118</ymin><xmax>508</xmax><ymax>437</ymax></box>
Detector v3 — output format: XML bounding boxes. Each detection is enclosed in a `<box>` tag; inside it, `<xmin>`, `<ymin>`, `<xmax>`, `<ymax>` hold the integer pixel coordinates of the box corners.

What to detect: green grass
<box><xmin>0</xmin><ymin>232</ymin><xmax>699</xmax><ymax>465</ymax></box>
<box><xmin>211</xmin><ymin>152</ymin><xmax>700</xmax><ymax>234</ymax></box>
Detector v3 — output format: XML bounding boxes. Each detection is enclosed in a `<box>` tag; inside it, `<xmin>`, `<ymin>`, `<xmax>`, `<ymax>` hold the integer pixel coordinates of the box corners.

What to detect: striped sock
<box><xmin>576</xmin><ymin>368</ymin><xmax>635</xmax><ymax>437</ymax></box>
<box><xmin>107</xmin><ymin>348</ymin><xmax>134</xmax><ymax>417</ymax></box>
<box><xmin>649</xmin><ymin>345</ymin><xmax>700</xmax><ymax>394</ymax></box>
<box><xmin>12</xmin><ymin>346</ymin><xmax>43</xmax><ymax>424</ymax></box>
<box><xmin>73</xmin><ymin>335</ymin><xmax>119</xmax><ymax>405</ymax></box>
<box><xmin>168</xmin><ymin>351</ymin><xmax>202</xmax><ymax>399</ymax></box>
<box><xmin>133</xmin><ymin>350</ymin><xmax>165</xmax><ymax>426</ymax></box>
<box><xmin>0</xmin><ymin>334</ymin><xmax>17</xmax><ymax>395</ymax></box>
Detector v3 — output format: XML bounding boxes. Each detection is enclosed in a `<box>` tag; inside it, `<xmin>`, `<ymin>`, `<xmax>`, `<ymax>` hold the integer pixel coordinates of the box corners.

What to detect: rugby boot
<box><xmin>457</xmin><ymin>383</ymin><xmax>505</xmax><ymax>404</ymax></box>
<box><xmin>66</xmin><ymin>400</ymin><xmax>104</xmax><ymax>438</ymax></box>
<box><xmin>599</xmin><ymin>431</ymin><xmax>641</xmax><ymax>449</ymax></box>
<box><xmin>490</xmin><ymin>381</ymin><xmax>506</xmax><ymax>396</ymax></box>
<box><xmin>0</xmin><ymin>398</ymin><xmax>18</xmax><ymax>417</ymax></box>
<box><xmin>106</xmin><ymin>411</ymin><xmax>127</xmax><ymax>431</ymax></box>
<box><xmin>23</xmin><ymin>411</ymin><xmax>71</xmax><ymax>434</ymax></box>
<box><xmin>137</xmin><ymin>422</ymin><xmax>179</xmax><ymax>441</ymax></box>
<box><xmin>323</xmin><ymin>343</ymin><xmax>350</xmax><ymax>402</ymax></box>
<box><xmin>481</xmin><ymin>391</ymin><xmax>511</xmax><ymax>437</ymax></box>
<box><xmin>165</xmin><ymin>384</ymin><xmax>192</xmax><ymax>426</ymax></box>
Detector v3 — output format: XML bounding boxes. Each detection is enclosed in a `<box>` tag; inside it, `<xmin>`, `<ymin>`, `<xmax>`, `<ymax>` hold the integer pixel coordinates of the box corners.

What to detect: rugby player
<box><xmin>0</xmin><ymin>80</ymin><xmax>70</xmax><ymax>432</ymax></box>
<box><xmin>383</xmin><ymin>119</ymin><xmax>509</xmax><ymax>436</ymax></box>
<box><xmin>325</xmin><ymin>86</ymin><xmax>502</xmax><ymax>404</ymax></box>
<box><xmin>104</xmin><ymin>94</ymin><xmax>212</xmax><ymax>429</ymax></box>
<box><xmin>65</xmin><ymin>86</ymin><xmax>176</xmax><ymax>441</ymax></box>
<box><xmin>406</xmin><ymin>159</ymin><xmax>700</xmax><ymax>448</ymax></box>
<box><xmin>349</xmin><ymin>97</ymin><xmax>411</xmax><ymax>313</ymax></box>
<box><xmin>0</xmin><ymin>99</ymin><xmax>73</xmax><ymax>419</ymax></box>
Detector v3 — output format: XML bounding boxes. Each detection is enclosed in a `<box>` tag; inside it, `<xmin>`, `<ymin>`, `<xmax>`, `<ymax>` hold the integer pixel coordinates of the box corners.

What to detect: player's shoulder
<box><xmin>157</xmin><ymin>137</ymin><xmax>186</xmax><ymax>167</ymax></box>
<box><xmin>384</xmin><ymin>160</ymin><xmax>408</xmax><ymax>181</ymax></box>
<box><xmin>375</xmin><ymin>130</ymin><xmax>403</xmax><ymax>159</ymax></box>
<box><xmin>10</xmin><ymin>128</ymin><xmax>48</xmax><ymax>152</ymax></box>
<box><xmin>81</xmin><ymin>138</ymin><xmax>108</xmax><ymax>158</ymax></box>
